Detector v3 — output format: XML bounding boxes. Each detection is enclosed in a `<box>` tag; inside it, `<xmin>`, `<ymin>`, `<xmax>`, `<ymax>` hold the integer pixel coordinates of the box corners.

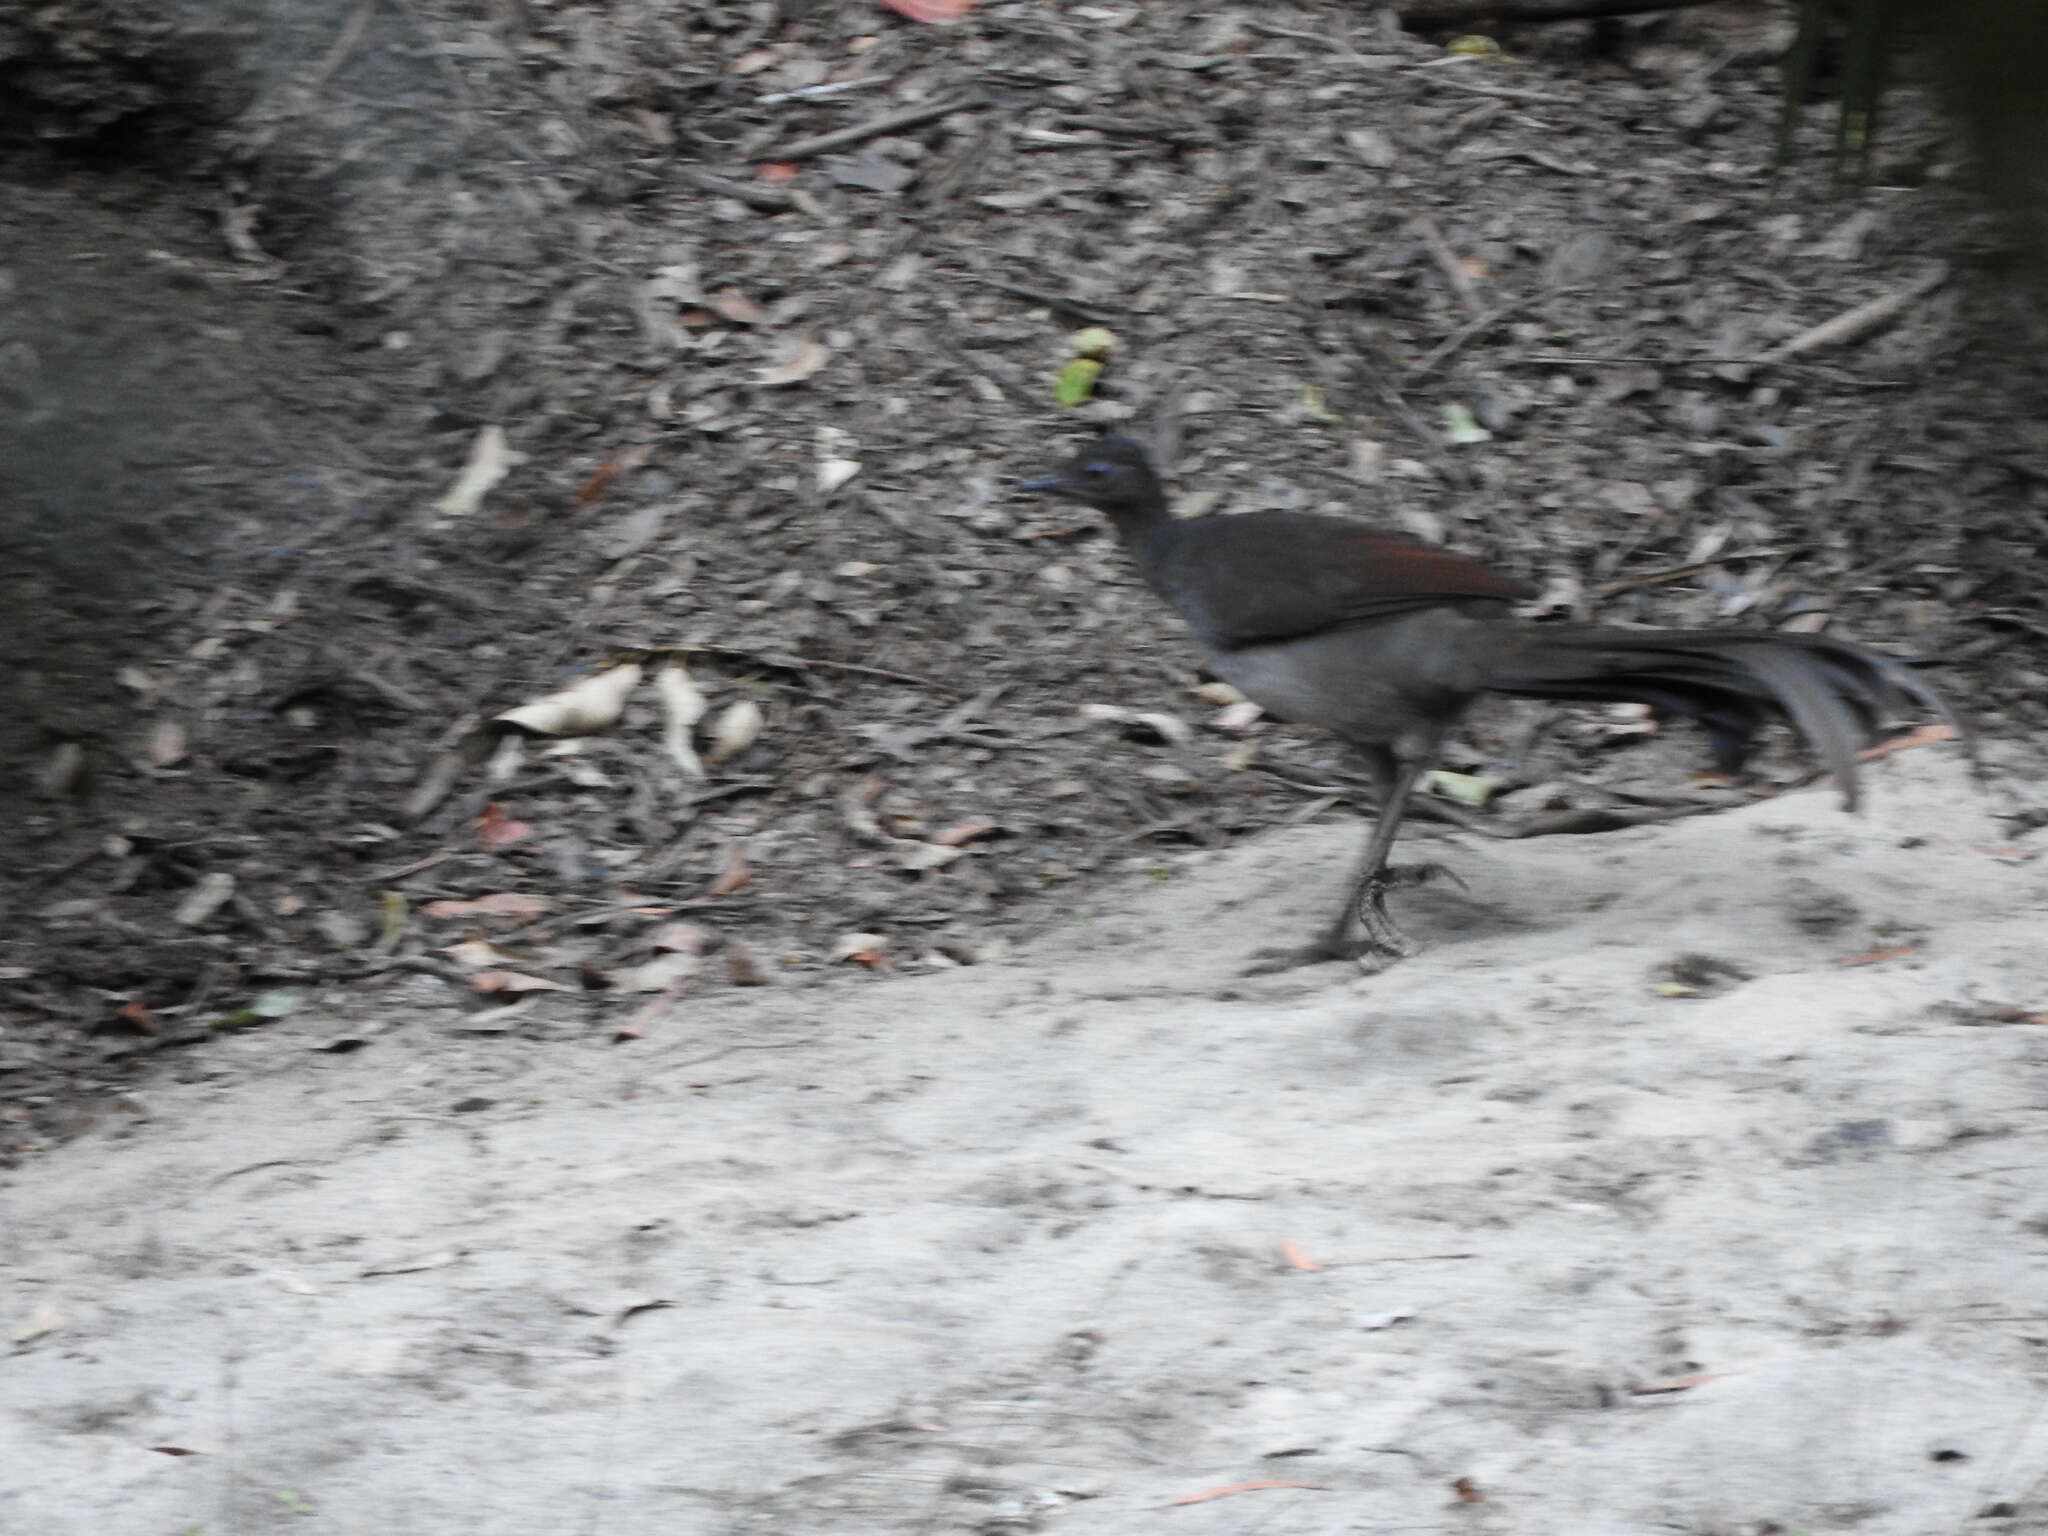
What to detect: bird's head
<box><xmin>1017</xmin><ymin>436</ymin><xmax>1164</xmax><ymax>519</ymax></box>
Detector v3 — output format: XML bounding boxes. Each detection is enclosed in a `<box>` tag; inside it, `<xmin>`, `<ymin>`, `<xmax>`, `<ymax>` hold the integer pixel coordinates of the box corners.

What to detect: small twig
<box><xmin>1459</xmin><ymin>145</ymin><xmax>1593</xmax><ymax>176</ymax></box>
<box><xmin>670</xmin><ymin>1036</ymin><xmax>820</xmax><ymax>1070</ymax></box>
<box><xmin>1412</xmin><ymin>215</ymin><xmax>1488</xmax><ymax>318</ymax></box>
<box><xmin>765</xmin><ymin>92</ymin><xmax>984</xmax><ymax>162</ymax></box>
<box><xmin>683</xmin><ymin>644</ymin><xmax>957</xmax><ymax>692</ymax></box>
<box><xmin>1590</xmin><ymin>545</ymin><xmax>1813</xmax><ymax>599</ymax></box>
<box><xmin>1409</xmin><ymin>298</ymin><xmax>1528</xmax><ymax>379</ymax></box>
<box><xmin>970</xmin><ymin>276</ymin><xmax>1118</xmax><ymax>326</ymax></box>
<box><xmin>1760</xmin><ymin>263</ymin><xmax>1950</xmax><ymax>362</ymax></box>
<box><xmin>307</xmin><ymin>0</ymin><xmax>377</xmax><ymax>97</ymax></box>
<box><xmin>757</xmin><ymin>76</ymin><xmax>889</xmax><ymax>106</ymax></box>
<box><xmin>676</xmin><ymin>166</ymin><xmax>793</xmax><ymax>212</ymax></box>
<box><xmin>1394</xmin><ymin>0</ymin><xmax>1716</xmax><ymax>23</ymax></box>
<box><xmin>1407</xmin><ymin>65</ymin><xmax>1575</xmax><ymax>107</ymax></box>
<box><xmin>1323</xmin><ymin>1251</ymin><xmax>1478</xmax><ymax>1266</ymax></box>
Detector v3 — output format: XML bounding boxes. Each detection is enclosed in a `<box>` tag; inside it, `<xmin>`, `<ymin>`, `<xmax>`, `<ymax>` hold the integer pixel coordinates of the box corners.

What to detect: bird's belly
<box><xmin>1201</xmin><ymin>613</ymin><xmax>1496</xmax><ymax>747</ymax></box>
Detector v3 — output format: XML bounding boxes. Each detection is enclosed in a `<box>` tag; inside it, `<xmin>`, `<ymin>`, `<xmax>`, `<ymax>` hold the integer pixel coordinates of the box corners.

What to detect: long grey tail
<box><xmin>1486</xmin><ymin>626</ymin><xmax>1969</xmax><ymax>809</ymax></box>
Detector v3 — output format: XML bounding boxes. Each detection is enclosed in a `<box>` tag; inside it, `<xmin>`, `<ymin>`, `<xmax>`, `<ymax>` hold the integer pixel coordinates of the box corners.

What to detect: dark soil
<box><xmin>5</xmin><ymin>0</ymin><xmax>2046</xmax><ymax>1148</ymax></box>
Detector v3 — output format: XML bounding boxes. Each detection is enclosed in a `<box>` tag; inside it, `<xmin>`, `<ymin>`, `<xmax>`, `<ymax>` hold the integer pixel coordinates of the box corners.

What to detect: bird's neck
<box><xmin>1101</xmin><ymin>482</ymin><xmax>1174</xmax><ymax>551</ymax></box>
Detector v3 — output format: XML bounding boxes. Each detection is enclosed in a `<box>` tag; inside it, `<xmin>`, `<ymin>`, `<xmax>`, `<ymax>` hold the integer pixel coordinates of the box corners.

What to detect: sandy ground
<box><xmin>6</xmin><ymin>744</ymin><xmax>2047</xmax><ymax>1536</ymax></box>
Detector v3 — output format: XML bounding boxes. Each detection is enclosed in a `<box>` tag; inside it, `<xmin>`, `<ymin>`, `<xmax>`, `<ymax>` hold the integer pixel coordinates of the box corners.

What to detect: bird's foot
<box><xmin>1239</xmin><ymin>935</ymin><xmax>1407</xmax><ymax>977</ymax></box>
<box><xmin>1239</xmin><ymin>863</ymin><xmax>1461</xmax><ymax>977</ymax></box>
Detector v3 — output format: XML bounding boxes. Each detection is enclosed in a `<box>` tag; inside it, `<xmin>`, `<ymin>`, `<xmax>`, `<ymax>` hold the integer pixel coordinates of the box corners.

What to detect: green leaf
<box><xmin>1054</xmin><ymin>357</ymin><xmax>1103</xmax><ymax>408</ymax></box>
<box><xmin>1424</xmin><ymin>770</ymin><xmax>1496</xmax><ymax>808</ymax></box>
<box><xmin>1442</xmin><ymin>402</ymin><xmax>1492</xmax><ymax>445</ymax></box>
<box><xmin>1069</xmin><ymin>325</ymin><xmax>1117</xmax><ymax>360</ymax></box>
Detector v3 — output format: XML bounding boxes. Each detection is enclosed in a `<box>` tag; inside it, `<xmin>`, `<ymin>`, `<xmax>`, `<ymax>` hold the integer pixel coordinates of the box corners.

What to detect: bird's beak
<box><xmin>1016</xmin><ymin>472</ymin><xmax>1070</xmax><ymax>496</ymax></box>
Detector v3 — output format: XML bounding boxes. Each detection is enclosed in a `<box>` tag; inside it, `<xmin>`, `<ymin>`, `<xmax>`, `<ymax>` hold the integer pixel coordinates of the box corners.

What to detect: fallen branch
<box><xmin>1762</xmin><ymin>264</ymin><xmax>1951</xmax><ymax>362</ymax></box>
<box><xmin>1385</xmin><ymin>0</ymin><xmax>1717</xmax><ymax>21</ymax></box>
<box><xmin>765</xmin><ymin>93</ymin><xmax>984</xmax><ymax>162</ymax></box>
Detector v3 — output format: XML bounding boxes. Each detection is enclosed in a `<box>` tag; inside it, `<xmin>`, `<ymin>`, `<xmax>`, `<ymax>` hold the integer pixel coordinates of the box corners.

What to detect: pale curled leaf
<box><xmin>829</xmin><ymin>932</ymin><xmax>889</xmax><ymax>965</ymax></box>
<box><xmin>175</xmin><ymin>872</ymin><xmax>236</xmax><ymax>928</ymax></box>
<box><xmin>146</xmin><ymin>720</ymin><xmax>188</xmax><ymax>767</ymax></box>
<box><xmin>433</xmin><ymin>424</ymin><xmax>511</xmax><ymax>519</ymax></box>
<box><xmin>613</xmin><ymin>953</ymin><xmax>702</xmax><ymax>993</ymax></box>
<box><xmin>442</xmin><ymin>938</ymin><xmax>521</xmax><ymax>969</ymax></box>
<box><xmin>422</xmin><ymin>893</ymin><xmax>551</xmax><ymax>920</ymax></box>
<box><xmin>496</xmin><ymin>663</ymin><xmax>644</xmax><ymax>738</ymax></box>
<box><xmin>649</xmin><ymin>921</ymin><xmax>711</xmax><ymax>953</ymax></box>
<box><xmin>756</xmin><ymin>339</ymin><xmax>831</xmax><ymax>387</ymax></box>
<box><xmin>707</xmin><ymin>699</ymin><xmax>764</xmax><ymax>764</ymax></box>
<box><xmin>471</xmin><ymin>970</ymin><xmax>572</xmax><ymax>994</ymax></box>
<box><xmin>1425</xmin><ymin>770</ymin><xmax>1497</xmax><ymax>808</ymax></box>
<box><xmin>656</xmin><ymin>660</ymin><xmax>708</xmax><ymax>777</ymax></box>
<box><xmin>895</xmin><ymin>841</ymin><xmax>964</xmax><ymax>872</ymax></box>
<box><xmin>877</xmin><ymin>0</ymin><xmax>974</xmax><ymax>21</ymax></box>
<box><xmin>12</xmin><ymin>1300</ymin><xmax>67</xmax><ymax>1344</ymax></box>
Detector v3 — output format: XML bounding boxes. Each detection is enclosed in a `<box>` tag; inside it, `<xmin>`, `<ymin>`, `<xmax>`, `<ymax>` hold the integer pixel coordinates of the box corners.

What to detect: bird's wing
<box><xmin>1154</xmin><ymin>512</ymin><xmax>1533</xmax><ymax>649</ymax></box>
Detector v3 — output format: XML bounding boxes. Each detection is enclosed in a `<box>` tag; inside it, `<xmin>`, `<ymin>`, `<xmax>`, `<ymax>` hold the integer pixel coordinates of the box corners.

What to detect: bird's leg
<box><xmin>1244</xmin><ymin>749</ymin><xmax>1439</xmax><ymax>975</ymax></box>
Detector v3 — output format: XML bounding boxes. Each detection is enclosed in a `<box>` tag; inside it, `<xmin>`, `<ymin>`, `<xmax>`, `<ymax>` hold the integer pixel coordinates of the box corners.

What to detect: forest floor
<box><xmin>3</xmin><ymin>2</ymin><xmax>2047</xmax><ymax>1532</ymax></box>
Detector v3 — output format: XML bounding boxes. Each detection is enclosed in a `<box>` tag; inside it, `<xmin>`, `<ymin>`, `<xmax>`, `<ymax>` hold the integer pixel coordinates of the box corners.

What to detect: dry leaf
<box><xmin>1278</xmin><ymin>1240</ymin><xmax>1322</xmax><ymax>1272</ymax></box>
<box><xmin>39</xmin><ymin>742</ymin><xmax>84</xmax><ymax>797</ymax></box>
<box><xmin>1165</xmin><ymin>1481</ymin><xmax>1321</xmax><ymax>1508</ymax></box>
<box><xmin>1859</xmin><ymin>722</ymin><xmax>1960</xmax><ymax>761</ymax></box>
<box><xmin>433</xmin><ymin>424</ymin><xmax>510</xmax><ymax>519</ymax></box>
<box><xmin>361</xmin><ymin>1250</ymin><xmax>461</xmax><ymax>1277</ymax></box>
<box><xmin>1628</xmin><ymin>1372</ymin><xmax>1719</xmax><ymax>1395</ymax></box>
<box><xmin>829</xmin><ymin>932</ymin><xmax>889</xmax><ymax>967</ymax></box>
<box><xmin>877</xmin><ymin>0</ymin><xmax>975</xmax><ymax>21</ymax></box>
<box><xmin>705</xmin><ymin>842</ymin><xmax>753</xmax><ymax>897</ymax></box>
<box><xmin>707</xmin><ymin>288</ymin><xmax>766</xmax><ymax>324</ymax></box>
<box><xmin>725</xmin><ymin>940</ymin><xmax>768</xmax><ymax>986</ymax></box>
<box><xmin>614</xmin><ymin>953</ymin><xmax>702</xmax><ymax>993</ymax></box>
<box><xmin>12</xmin><ymin>1300</ymin><xmax>67</xmax><ymax>1344</ymax></box>
<box><xmin>474</xmin><ymin>804</ymin><xmax>535</xmax><ymax>848</ymax></box>
<box><xmin>1838</xmin><ymin>944</ymin><xmax>1918</xmax><ymax>968</ymax></box>
<box><xmin>496</xmin><ymin>662</ymin><xmax>644</xmax><ymax>738</ymax></box>
<box><xmin>655</xmin><ymin>660</ymin><xmax>709</xmax><ymax>777</ymax></box>
<box><xmin>422</xmin><ymin>893</ymin><xmax>551</xmax><ymax>920</ymax></box>
<box><xmin>175</xmin><ymin>871</ymin><xmax>236</xmax><ymax>928</ymax></box>
<box><xmin>650</xmin><ymin>921</ymin><xmax>711</xmax><ymax>952</ymax></box>
<box><xmin>708</xmin><ymin>699</ymin><xmax>764</xmax><ymax>764</ymax></box>
<box><xmin>145</xmin><ymin>719</ymin><xmax>188</xmax><ymax>766</ymax></box>
<box><xmin>442</xmin><ymin>937</ymin><xmax>521</xmax><ymax>969</ymax></box>
<box><xmin>470</xmin><ymin>970</ymin><xmax>571</xmax><ymax>994</ymax></box>
<box><xmin>933</xmin><ymin>822</ymin><xmax>1000</xmax><ymax>847</ymax></box>
<box><xmin>755</xmin><ymin>340</ymin><xmax>831</xmax><ymax>387</ymax></box>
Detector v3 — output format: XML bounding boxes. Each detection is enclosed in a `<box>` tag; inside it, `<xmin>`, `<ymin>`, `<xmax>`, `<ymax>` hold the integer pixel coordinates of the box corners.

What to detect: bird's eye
<box><xmin>1082</xmin><ymin>461</ymin><xmax>1112</xmax><ymax>479</ymax></box>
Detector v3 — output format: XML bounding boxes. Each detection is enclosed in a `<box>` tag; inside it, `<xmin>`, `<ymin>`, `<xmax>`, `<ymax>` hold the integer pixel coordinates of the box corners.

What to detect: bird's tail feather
<box><xmin>1486</xmin><ymin>627</ymin><xmax>1967</xmax><ymax>809</ymax></box>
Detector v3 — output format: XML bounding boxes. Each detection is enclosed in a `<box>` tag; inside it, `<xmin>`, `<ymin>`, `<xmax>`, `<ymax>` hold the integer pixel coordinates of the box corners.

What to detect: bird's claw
<box><xmin>1240</xmin><ymin>936</ymin><xmax>1404</xmax><ymax>977</ymax></box>
<box><xmin>1240</xmin><ymin>862</ymin><xmax>1459</xmax><ymax>976</ymax></box>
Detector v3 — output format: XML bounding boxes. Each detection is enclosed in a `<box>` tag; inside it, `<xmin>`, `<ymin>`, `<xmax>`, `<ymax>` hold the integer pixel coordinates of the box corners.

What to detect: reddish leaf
<box><xmin>757</xmin><ymin>162</ymin><xmax>799</xmax><ymax>182</ymax></box>
<box><xmin>1165</xmin><ymin>1481</ymin><xmax>1322</xmax><ymax>1508</ymax></box>
<box><xmin>475</xmin><ymin>804</ymin><xmax>535</xmax><ymax>848</ymax></box>
<box><xmin>1277</xmin><ymin>1240</ymin><xmax>1322</xmax><ymax>1272</ymax></box>
<box><xmin>877</xmin><ymin>0</ymin><xmax>974</xmax><ymax>20</ymax></box>
<box><xmin>705</xmin><ymin>842</ymin><xmax>753</xmax><ymax>898</ymax></box>
<box><xmin>422</xmin><ymin>893</ymin><xmax>551</xmax><ymax>920</ymax></box>
<box><xmin>470</xmin><ymin>970</ymin><xmax>570</xmax><ymax>994</ymax></box>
